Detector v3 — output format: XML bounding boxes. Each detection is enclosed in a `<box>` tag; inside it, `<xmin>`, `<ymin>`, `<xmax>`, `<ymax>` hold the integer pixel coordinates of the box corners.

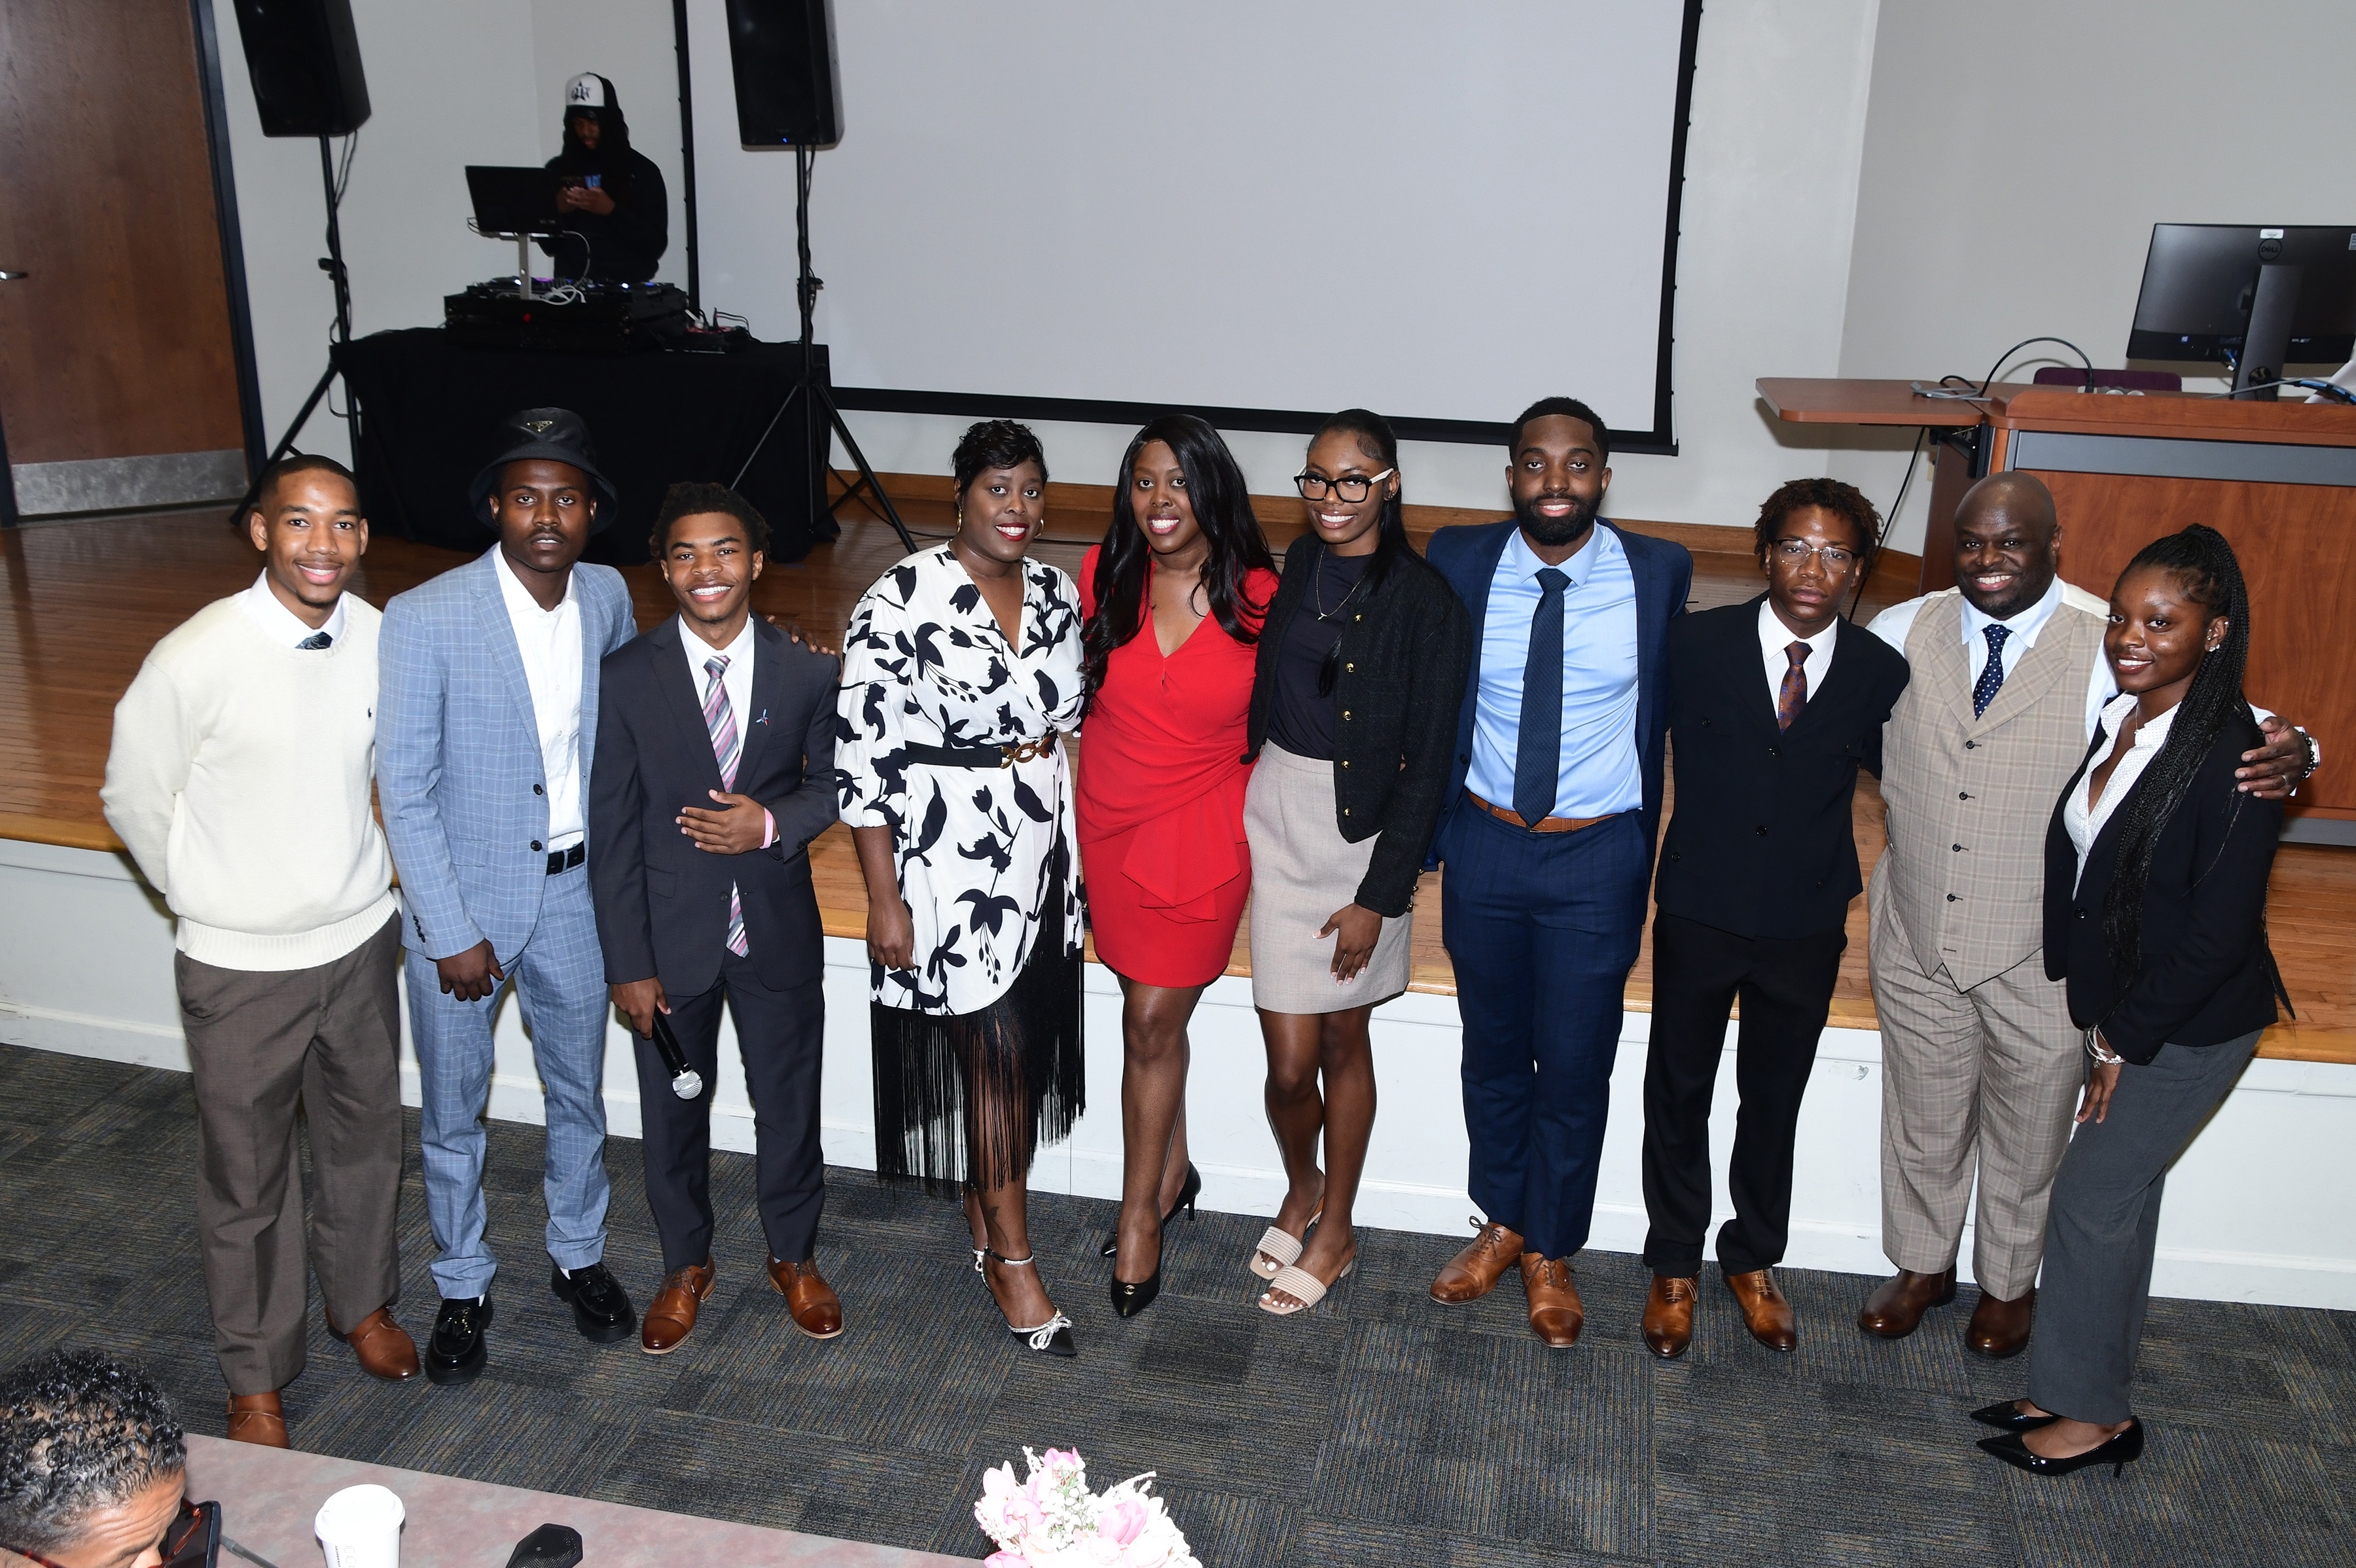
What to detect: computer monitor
<box><xmin>2128</xmin><ymin>223</ymin><xmax>2356</xmax><ymax>397</ymax></box>
<box><xmin>464</xmin><ymin>166</ymin><xmax>567</xmax><ymax>238</ymax></box>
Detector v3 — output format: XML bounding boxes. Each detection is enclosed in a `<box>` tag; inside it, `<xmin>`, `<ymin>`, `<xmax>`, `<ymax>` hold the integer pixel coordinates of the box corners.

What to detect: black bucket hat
<box><xmin>469</xmin><ymin>407</ymin><xmax>620</xmax><ymax>532</ymax></box>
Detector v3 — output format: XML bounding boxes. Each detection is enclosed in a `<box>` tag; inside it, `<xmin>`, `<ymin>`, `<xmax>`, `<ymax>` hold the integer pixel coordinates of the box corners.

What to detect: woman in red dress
<box><xmin>1079</xmin><ymin>414</ymin><xmax>1277</xmax><ymax>1318</ymax></box>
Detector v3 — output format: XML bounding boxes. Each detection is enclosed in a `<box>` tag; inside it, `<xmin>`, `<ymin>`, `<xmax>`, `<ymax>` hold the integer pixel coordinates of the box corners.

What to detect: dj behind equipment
<box><xmin>448</xmin><ymin>71</ymin><xmax>745</xmax><ymax>355</ymax></box>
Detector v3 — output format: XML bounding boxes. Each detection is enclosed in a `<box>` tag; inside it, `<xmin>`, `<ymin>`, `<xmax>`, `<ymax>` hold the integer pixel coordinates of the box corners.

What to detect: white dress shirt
<box><xmin>493</xmin><ymin>548</ymin><xmax>585</xmax><ymax>851</ymax></box>
<box><xmin>679</xmin><ymin>614</ymin><xmax>776</xmax><ymax>846</ymax></box>
<box><xmin>238</xmin><ymin>570</ymin><xmax>349</xmax><ymax>649</ymax></box>
<box><xmin>1758</xmin><ymin>599</ymin><xmax>1838</xmax><ymax>711</ymax></box>
<box><xmin>2063</xmin><ymin>693</ymin><xmax>2177</xmax><ymax>891</ymax></box>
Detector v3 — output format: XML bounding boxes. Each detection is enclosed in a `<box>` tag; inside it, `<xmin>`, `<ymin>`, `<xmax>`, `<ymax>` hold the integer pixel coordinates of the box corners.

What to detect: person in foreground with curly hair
<box><xmin>0</xmin><ymin>1349</ymin><xmax>188</xmax><ymax>1568</ymax></box>
<box><xmin>1634</xmin><ymin>478</ymin><xmax>1910</xmax><ymax>1359</ymax></box>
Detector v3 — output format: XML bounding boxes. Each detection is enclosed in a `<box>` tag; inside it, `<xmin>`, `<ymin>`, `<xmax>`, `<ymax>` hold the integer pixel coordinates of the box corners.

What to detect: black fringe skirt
<box><xmin>871</xmin><ymin>856</ymin><xmax>1084</xmax><ymax>1196</ymax></box>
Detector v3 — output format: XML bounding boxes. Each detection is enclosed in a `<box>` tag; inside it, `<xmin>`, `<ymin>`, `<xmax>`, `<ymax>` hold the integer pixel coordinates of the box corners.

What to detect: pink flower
<box><xmin>1097</xmin><ymin>1499</ymin><xmax>1148</xmax><ymax>1547</ymax></box>
<box><xmin>982</xmin><ymin>1553</ymin><xmax>1027</xmax><ymax>1567</ymax></box>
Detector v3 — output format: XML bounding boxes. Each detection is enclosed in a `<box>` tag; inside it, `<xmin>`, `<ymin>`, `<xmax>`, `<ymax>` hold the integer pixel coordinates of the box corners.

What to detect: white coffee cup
<box><xmin>314</xmin><ymin>1483</ymin><xmax>404</xmax><ymax>1568</ymax></box>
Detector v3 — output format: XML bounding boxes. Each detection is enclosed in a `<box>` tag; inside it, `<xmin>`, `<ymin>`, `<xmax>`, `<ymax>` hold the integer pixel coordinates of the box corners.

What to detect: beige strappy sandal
<box><xmin>1249</xmin><ymin>1209</ymin><xmax>1323</xmax><ymax>1279</ymax></box>
<box><xmin>1258</xmin><ymin>1257</ymin><xmax>1356</xmax><ymax>1316</ymax></box>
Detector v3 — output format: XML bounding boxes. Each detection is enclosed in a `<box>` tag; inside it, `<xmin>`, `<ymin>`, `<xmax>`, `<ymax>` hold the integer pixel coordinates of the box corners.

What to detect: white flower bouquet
<box><xmin>973</xmin><ymin>1446</ymin><xmax>1200</xmax><ymax>1567</ymax></box>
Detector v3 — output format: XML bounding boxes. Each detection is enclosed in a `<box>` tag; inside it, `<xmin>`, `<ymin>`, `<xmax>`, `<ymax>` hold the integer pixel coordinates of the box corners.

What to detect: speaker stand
<box><xmin>231</xmin><ymin>135</ymin><xmax>359</xmax><ymax>524</ymax></box>
<box><xmin>729</xmin><ymin>143</ymin><xmax>914</xmax><ymax>555</ymax></box>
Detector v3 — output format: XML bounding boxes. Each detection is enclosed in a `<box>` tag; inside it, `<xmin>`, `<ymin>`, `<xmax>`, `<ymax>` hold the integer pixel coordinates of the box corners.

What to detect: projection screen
<box><xmin>689</xmin><ymin>0</ymin><xmax>1701</xmax><ymax>449</ymax></box>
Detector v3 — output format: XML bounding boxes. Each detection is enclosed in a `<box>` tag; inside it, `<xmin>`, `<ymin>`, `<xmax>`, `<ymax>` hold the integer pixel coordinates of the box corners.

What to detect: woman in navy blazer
<box><xmin>1976</xmin><ymin>524</ymin><xmax>2286</xmax><ymax>1478</ymax></box>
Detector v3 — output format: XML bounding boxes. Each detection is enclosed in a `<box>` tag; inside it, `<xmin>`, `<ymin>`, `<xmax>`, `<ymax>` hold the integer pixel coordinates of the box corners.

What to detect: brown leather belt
<box><xmin>1464</xmin><ymin>791</ymin><xmax>1616</xmax><ymax>834</ymax></box>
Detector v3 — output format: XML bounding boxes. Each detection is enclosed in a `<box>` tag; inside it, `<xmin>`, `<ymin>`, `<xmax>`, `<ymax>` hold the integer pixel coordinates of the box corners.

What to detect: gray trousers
<box><xmin>2026</xmin><ymin>1028</ymin><xmax>2262</xmax><ymax>1425</ymax></box>
<box><xmin>177</xmin><ymin>916</ymin><xmax>405</xmax><ymax>1395</ymax></box>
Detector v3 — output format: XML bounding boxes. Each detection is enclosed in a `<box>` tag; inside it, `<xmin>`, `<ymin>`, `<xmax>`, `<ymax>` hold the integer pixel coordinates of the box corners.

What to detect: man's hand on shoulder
<box><xmin>2238</xmin><ymin>715</ymin><xmax>2319</xmax><ymax>798</ymax></box>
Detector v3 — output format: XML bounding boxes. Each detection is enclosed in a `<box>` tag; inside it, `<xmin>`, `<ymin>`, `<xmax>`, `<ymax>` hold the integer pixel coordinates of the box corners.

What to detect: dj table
<box><xmin>332</xmin><ymin>329</ymin><xmax>837</xmax><ymax>565</ymax></box>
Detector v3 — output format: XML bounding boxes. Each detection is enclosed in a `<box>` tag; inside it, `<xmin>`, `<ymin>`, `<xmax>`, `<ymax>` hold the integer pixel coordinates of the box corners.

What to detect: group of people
<box><xmin>98</xmin><ymin>391</ymin><xmax>2317</xmax><ymax>1484</ymax></box>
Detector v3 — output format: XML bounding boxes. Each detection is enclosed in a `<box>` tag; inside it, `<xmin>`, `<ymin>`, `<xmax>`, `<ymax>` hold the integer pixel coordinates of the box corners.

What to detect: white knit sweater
<box><xmin>101</xmin><ymin>595</ymin><xmax>397</xmax><ymax>971</ymax></box>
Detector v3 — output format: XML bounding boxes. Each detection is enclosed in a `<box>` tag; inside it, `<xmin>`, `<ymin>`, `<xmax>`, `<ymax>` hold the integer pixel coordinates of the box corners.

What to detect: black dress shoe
<box><xmin>1971</xmin><ymin>1399</ymin><xmax>2061</xmax><ymax>1433</ymax></box>
<box><xmin>1099</xmin><ymin>1164</ymin><xmax>1202</xmax><ymax>1256</ymax></box>
<box><xmin>425</xmin><ymin>1296</ymin><xmax>493</xmax><ymax>1386</ymax></box>
<box><xmin>1978</xmin><ymin>1419</ymin><xmax>2144</xmax><ymax>1476</ymax></box>
<box><xmin>1109</xmin><ymin>1266</ymin><xmax>1162</xmax><ymax>1319</ymax></box>
<box><xmin>549</xmin><ymin>1262</ymin><xmax>637</xmax><ymax>1345</ymax></box>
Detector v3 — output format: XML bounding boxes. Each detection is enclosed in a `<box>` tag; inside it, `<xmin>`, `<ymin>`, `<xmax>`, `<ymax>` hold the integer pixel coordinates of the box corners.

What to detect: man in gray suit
<box><xmin>378</xmin><ymin>408</ymin><xmax>640</xmax><ymax>1384</ymax></box>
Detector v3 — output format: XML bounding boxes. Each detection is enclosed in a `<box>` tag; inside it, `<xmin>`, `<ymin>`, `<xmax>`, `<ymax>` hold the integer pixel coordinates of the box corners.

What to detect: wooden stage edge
<box><xmin>2</xmin><ymin>492</ymin><xmax>2348</xmax><ymax>1066</ymax></box>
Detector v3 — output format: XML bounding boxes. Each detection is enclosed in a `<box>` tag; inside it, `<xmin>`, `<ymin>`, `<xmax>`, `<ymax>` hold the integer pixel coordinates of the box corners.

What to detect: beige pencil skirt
<box><xmin>1243</xmin><ymin>741</ymin><xmax>1414</xmax><ymax>1014</ymax></box>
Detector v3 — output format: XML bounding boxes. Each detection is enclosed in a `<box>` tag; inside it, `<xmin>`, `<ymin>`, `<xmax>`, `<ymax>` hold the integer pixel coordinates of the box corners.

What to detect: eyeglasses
<box><xmin>1770</xmin><ymin>539</ymin><xmax>1861</xmax><ymax>571</ymax></box>
<box><xmin>1294</xmin><ymin>469</ymin><xmax>1395</xmax><ymax>503</ymax></box>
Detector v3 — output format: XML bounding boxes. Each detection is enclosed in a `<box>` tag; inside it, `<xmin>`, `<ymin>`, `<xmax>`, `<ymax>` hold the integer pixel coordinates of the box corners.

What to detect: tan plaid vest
<box><xmin>1873</xmin><ymin>589</ymin><xmax>2106</xmax><ymax>989</ymax></box>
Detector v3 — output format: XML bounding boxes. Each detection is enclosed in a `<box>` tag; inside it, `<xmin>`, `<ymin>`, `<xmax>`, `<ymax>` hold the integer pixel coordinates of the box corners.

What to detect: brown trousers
<box><xmin>177</xmin><ymin>916</ymin><xmax>404</xmax><ymax>1395</ymax></box>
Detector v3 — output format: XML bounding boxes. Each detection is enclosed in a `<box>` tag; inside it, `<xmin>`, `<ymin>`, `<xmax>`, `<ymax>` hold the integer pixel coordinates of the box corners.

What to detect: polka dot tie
<box><xmin>1972</xmin><ymin>623</ymin><xmax>2011</xmax><ymax>718</ymax></box>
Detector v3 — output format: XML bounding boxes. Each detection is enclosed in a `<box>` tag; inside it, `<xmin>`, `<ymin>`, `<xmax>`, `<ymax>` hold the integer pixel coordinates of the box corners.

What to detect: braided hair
<box><xmin>2100</xmin><ymin>524</ymin><xmax>2258</xmax><ymax>978</ymax></box>
<box><xmin>1082</xmin><ymin>414</ymin><xmax>1272</xmax><ymax>707</ymax></box>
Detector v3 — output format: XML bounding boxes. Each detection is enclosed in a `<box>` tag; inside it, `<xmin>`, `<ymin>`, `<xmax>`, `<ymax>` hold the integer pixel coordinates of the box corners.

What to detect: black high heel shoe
<box><xmin>1109</xmin><ymin>1265</ymin><xmax>1162</xmax><ymax>1319</ymax></box>
<box><xmin>983</xmin><ymin>1249</ymin><xmax>1077</xmax><ymax>1359</ymax></box>
<box><xmin>1970</xmin><ymin>1400</ymin><xmax>2060</xmax><ymax>1433</ymax></box>
<box><xmin>1099</xmin><ymin>1164</ymin><xmax>1202</xmax><ymax>1257</ymax></box>
<box><xmin>1978</xmin><ymin>1418</ymin><xmax>2143</xmax><ymax>1476</ymax></box>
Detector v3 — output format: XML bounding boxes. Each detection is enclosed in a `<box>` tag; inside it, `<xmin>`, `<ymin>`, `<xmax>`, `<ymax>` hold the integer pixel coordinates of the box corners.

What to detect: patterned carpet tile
<box><xmin>5</xmin><ymin>1042</ymin><xmax>2356</xmax><ymax>1568</ymax></box>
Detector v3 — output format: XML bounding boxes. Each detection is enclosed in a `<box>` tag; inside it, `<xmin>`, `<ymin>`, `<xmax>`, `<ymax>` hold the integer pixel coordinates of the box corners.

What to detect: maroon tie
<box><xmin>1777</xmin><ymin>642</ymin><xmax>1810</xmax><ymax>731</ymax></box>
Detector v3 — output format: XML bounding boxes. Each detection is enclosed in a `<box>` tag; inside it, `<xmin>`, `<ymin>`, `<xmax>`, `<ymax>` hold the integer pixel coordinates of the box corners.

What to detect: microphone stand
<box><xmin>230</xmin><ymin>135</ymin><xmax>360</xmax><ymax>523</ymax></box>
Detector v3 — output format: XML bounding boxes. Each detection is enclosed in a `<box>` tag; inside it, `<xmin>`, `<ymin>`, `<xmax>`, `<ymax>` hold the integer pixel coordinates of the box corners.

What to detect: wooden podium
<box><xmin>1760</xmin><ymin>378</ymin><xmax>2356</xmax><ymax>830</ymax></box>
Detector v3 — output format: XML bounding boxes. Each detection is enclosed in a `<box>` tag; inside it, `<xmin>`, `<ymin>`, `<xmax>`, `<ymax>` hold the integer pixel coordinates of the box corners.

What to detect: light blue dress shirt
<box><xmin>1465</xmin><ymin>524</ymin><xmax>1643</xmax><ymax>819</ymax></box>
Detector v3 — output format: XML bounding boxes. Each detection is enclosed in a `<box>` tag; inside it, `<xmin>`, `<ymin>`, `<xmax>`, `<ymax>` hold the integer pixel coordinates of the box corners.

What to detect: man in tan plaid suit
<box><xmin>1858</xmin><ymin>473</ymin><xmax>2315</xmax><ymax>1358</ymax></box>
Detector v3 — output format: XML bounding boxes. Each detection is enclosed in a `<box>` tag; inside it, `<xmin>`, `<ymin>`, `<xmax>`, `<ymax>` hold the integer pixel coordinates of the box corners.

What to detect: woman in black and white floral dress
<box><xmin>837</xmin><ymin>419</ymin><xmax>1088</xmax><ymax>1358</ymax></box>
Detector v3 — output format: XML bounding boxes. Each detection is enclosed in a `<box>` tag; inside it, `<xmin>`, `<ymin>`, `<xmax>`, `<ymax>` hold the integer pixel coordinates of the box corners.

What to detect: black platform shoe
<box><xmin>1971</xmin><ymin>1399</ymin><xmax>2061</xmax><ymax>1433</ymax></box>
<box><xmin>1978</xmin><ymin>1419</ymin><xmax>2144</xmax><ymax>1476</ymax></box>
<box><xmin>550</xmin><ymin>1261</ymin><xmax>637</xmax><ymax>1345</ymax></box>
<box><xmin>1099</xmin><ymin>1164</ymin><xmax>1202</xmax><ymax>1257</ymax></box>
<box><xmin>425</xmin><ymin>1296</ymin><xmax>493</xmax><ymax>1386</ymax></box>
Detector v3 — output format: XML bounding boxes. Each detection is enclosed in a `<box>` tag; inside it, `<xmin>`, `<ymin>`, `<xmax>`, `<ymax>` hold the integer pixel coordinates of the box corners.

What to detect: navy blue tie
<box><xmin>1972</xmin><ymin>623</ymin><xmax>2010</xmax><ymax>717</ymax></box>
<box><xmin>1514</xmin><ymin>567</ymin><xmax>1571</xmax><ymax>825</ymax></box>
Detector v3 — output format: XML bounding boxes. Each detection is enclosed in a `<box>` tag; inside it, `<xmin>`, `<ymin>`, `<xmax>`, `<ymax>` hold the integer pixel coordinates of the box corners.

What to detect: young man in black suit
<box><xmin>1637</xmin><ymin>478</ymin><xmax>1912</xmax><ymax>1358</ymax></box>
<box><xmin>588</xmin><ymin>482</ymin><xmax>845</xmax><ymax>1354</ymax></box>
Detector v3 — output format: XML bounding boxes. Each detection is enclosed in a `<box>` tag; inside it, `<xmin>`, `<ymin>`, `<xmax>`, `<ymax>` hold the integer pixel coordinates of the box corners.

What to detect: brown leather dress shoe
<box><xmin>1642</xmin><ymin>1275</ymin><xmax>1696</xmax><ymax>1359</ymax></box>
<box><xmin>1724</xmin><ymin>1268</ymin><xmax>1798</xmax><ymax>1351</ymax></box>
<box><xmin>329</xmin><ymin>1307</ymin><xmax>420</xmax><ymax>1381</ymax></box>
<box><xmin>640</xmin><ymin>1260</ymin><xmax>715</xmax><ymax>1355</ymax></box>
<box><xmin>768</xmin><ymin>1257</ymin><xmax>844</xmax><ymax>1340</ymax></box>
<box><xmin>1430</xmin><ymin>1219</ymin><xmax>1524</xmax><ymax>1305</ymax></box>
<box><xmin>1966</xmin><ymin>1287</ymin><xmax>2034</xmax><ymax>1359</ymax></box>
<box><xmin>1520</xmin><ymin>1253</ymin><xmax>1584</xmax><ymax>1348</ymax></box>
<box><xmin>226</xmin><ymin>1392</ymin><xmax>289</xmax><ymax>1449</ymax></box>
<box><xmin>1856</xmin><ymin>1267</ymin><xmax>1957</xmax><ymax>1339</ymax></box>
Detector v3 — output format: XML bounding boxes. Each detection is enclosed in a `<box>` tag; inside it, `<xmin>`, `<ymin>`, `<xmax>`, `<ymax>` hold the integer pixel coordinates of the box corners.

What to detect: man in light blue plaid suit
<box><xmin>378</xmin><ymin>408</ymin><xmax>641</xmax><ymax>1384</ymax></box>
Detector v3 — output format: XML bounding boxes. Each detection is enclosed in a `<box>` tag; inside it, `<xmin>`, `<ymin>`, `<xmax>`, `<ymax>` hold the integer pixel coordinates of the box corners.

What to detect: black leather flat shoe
<box><xmin>1978</xmin><ymin>1419</ymin><xmax>2143</xmax><ymax>1476</ymax></box>
<box><xmin>1109</xmin><ymin>1267</ymin><xmax>1162</xmax><ymax>1319</ymax></box>
<box><xmin>1971</xmin><ymin>1400</ymin><xmax>2061</xmax><ymax>1433</ymax></box>
<box><xmin>550</xmin><ymin>1261</ymin><xmax>637</xmax><ymax>1345</ymax></box>
<box><xmin>425</xmin><ymin>1296</ymin><xmax>493</xmax><ymax>1386</ymax></box>
<box><xmin>1099</xmin><ymin>1164</ymin><xmax>1202</xmax><ymax>1257</ymax></box>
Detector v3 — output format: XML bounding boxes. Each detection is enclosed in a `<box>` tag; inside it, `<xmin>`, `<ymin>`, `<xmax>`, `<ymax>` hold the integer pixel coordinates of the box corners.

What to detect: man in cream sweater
<box><xmin>101</xmin><ymin>455</ymin><xmax>419</xmax><ymax>1450</ymax></box>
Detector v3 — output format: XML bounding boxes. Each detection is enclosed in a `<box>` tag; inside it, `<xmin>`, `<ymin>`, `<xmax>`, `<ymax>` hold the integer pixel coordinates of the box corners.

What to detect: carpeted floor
<box><xmin>1</xmin><ymin>1040</ymin><xmax>2349</xmax><ymax>1567</ymax></box>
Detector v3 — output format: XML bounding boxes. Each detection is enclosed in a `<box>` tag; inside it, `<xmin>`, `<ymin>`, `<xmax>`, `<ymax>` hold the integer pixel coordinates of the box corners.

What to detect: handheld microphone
<box><xmin>648</xmin><ymin>1012</ymin><xmax>704</xmax><ymax>1100</ymax></box>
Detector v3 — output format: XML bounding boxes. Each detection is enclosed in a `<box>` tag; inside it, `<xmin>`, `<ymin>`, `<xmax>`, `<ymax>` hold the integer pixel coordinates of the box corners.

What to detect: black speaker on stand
<box><xmin>721</xmin><ymin>0</ymin><xmax>912</xmax><ymax>554</ymax></box>
<box><xmin>226</xmin><ymin>0</ymin><xmax>370</xmax><ymax>523</ymax></box>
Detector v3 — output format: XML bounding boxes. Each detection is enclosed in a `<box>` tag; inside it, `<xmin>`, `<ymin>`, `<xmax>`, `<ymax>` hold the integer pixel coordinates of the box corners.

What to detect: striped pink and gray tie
<box><xmin>702</xmin><ymin>655</ymin><xmax>749</xmax><ymax>957</ymax></box>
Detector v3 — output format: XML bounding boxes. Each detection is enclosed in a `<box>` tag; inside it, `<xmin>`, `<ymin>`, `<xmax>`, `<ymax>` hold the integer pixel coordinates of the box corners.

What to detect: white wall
<box><xmin>10</xmin><ymin>836</ymin><xmax>2354</xmax><ymax>1310</ymax></box>
<box><xmin>1832</xmin><ymin>0</ymin><xmax>2356</xmax><ymax>554</ymax></box>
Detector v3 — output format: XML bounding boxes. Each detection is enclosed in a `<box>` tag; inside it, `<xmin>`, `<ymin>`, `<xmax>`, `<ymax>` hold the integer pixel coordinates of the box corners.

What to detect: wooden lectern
<box><xmin>1759</xmin><ymin>379</ymin><xmax>2356</xmax><ymax>832</ymax></box>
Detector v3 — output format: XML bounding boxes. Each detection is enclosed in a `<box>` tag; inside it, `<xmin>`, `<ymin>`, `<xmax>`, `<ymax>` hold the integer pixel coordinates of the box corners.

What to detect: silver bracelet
<box><xmin>2084</xmin><ymin>1027</ymin><xmax>2124</xmax><ymax>1065</ymax></box>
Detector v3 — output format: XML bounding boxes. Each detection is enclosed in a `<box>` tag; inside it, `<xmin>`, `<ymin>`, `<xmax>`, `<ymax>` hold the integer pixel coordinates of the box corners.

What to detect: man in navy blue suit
<box><xmin>1422</xmin><ymin>397</ymin><xmax>1692</xmax><ymax>1347</ymax></box>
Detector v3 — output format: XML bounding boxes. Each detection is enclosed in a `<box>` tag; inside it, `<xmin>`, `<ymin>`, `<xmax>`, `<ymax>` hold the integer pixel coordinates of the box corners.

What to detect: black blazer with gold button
<box><xmin>1652</xmin><ymin>596</ymin><xmax>1910</xmax><ymax>941</ymax></box>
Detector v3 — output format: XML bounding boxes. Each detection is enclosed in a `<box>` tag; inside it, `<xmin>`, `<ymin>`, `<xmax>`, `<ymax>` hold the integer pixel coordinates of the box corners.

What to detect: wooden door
<box><xmin>0</xmin><ymin>0</ymin><xmax>248</xmax><ymax>518</ymax></box>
